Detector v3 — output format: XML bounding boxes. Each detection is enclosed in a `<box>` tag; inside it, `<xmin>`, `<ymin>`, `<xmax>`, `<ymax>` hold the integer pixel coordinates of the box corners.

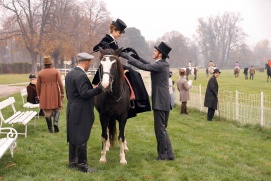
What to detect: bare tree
<box><xmin>158</xmin><ymin>31</ymin><xmax>197</xmax><ymax>68</ymax></box>
<box><xmin>254</xmin><ymin>39</ymin><xmax>271</xmax><ymax>66</ymax></box>
<box><xmin>196</xmin><ymin>12</ymin><xmax>247</xmax><ymax>68</ymax></box>
<box><xmin>1</xmin><ymin>0</ymin><xmax>55</xmax><ymax>72</ymax></box>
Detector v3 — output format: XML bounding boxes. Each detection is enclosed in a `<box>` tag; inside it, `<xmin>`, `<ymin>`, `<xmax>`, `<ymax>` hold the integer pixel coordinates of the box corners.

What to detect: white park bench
<box><xmin>0</xmin><ymin>127</ymin><xmax>18</xmax><ymax>159</ymax></box>
<box><xmin>20</xmin><ymin>88</ymin><xmax>40</xmax><ymax>119</ymax></box>
<box><xmin>0</xmin><ymin>97</ymin><xmax>37</xmax><ymax>138</ymax></box>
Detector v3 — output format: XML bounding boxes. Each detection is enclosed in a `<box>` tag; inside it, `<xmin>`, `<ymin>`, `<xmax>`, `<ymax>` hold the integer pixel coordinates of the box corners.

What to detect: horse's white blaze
<box><xmin>101</xmin><ymin>57</ymin><xmax>116</xmax><ymax>89</ymax></box>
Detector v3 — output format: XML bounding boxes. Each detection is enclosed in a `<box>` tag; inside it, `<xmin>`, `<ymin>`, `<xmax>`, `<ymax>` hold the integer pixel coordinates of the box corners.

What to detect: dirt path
<box><xmin>0</xmin><ymin>71</ymin><xmax>151</xmax><ymax>99</ymax></box>
<box><xmin>0</xmin><ymin>84</ymin><xmax>25</xmax><ymax>98</ymax></box>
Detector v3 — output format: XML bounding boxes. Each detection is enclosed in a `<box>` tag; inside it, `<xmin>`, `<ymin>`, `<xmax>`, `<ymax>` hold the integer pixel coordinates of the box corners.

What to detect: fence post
<box><xmin>199</xmin><ymin>85</ymin><xmax>202</xmax><ymax>112</ymax></box>
<box><xmin>236</xmin><ymin>90</ymin><xmax>239</xmax><ymax>120</ymax></box>
<box><xmin>260</xmin><ymin>92</ymin><xmax>264</xmax><ymax>127</ymax></box>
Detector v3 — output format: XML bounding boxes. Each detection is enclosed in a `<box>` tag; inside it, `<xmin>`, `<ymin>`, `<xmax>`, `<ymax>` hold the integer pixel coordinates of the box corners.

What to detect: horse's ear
<box><xmin>115</xmin><ymin>47</ymin><xmax>123</xmax><ymax>56</ymax></box>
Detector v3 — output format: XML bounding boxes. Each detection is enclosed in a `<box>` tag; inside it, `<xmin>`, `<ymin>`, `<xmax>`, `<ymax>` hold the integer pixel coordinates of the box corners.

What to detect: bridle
<box><xmin>99</xmin><ymin>55</ymin><xmax>125</xmax><ymax>102</ymax></box>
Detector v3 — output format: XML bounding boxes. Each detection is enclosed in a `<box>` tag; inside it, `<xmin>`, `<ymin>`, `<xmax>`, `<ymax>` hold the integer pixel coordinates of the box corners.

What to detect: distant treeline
<box><xmin>0</xmin><ymin>63</ymin><xmax>41</xmax><ymax>73</ymax></box>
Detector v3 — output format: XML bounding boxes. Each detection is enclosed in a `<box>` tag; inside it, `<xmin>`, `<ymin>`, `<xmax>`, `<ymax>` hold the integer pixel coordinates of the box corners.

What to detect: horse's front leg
<box><xmin>118</xmin><ymin>119</ymin><xmax>127</xmax><ymax>164</ymax></box>
<box><xmin>100</xmin><ymin>137</ymin><xmax>107</xmax><ymax>163</ymax></box>
<box><xmin>99</xmin><ymin>114</ymin><xmax>108</xmax><ymax>163</ymax></box>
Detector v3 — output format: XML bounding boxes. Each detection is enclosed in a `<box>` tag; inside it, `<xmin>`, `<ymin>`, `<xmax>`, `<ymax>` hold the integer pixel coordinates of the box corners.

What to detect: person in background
<box><xmin>36</xmin><ymin>56</ymin><xmax>65</xmax><ymax>133</ymax></box>
<box><xmin>204</xmin><ymin>69</ymin><xmax>221</xmax><ymax>121</ymax></box>
<box><xmin>268</xmin><ymin>60</ymin><xmax>271</xmax><ymax>67</ymax></box>
<box><xmin>65</xmin><ymin>52</ymin><xmax>102</xmax><ymax>173</ymax></box>
<box><xmin>169</xmin><ymin>71</ymin><xmax>174</xmax><ymax>108</ymax></box>
<box><xmin>243</xmin><ymin>67</ymin><xmax>248</xmax><ymax>80</ymax></box>
<box><xmin>249</xmin><ymin>65</ymin><xmax>255</xmax><ymax>80</ymax></box>
<box><xmin>120</xmin><ymin>41</ymin><xmax>175</xmax><ymax>161</ymax></box>
<box><xmin>27</xmin><ymin>74</ymin><xmax>38</xmax><ymax>104</ymax></box>
<box><xmin>235</xmin><ymin>61</ymin><xmax>239</xmax><ymax>69</ymax></box>
<box><xmin>193</xmin><ymin>65</ymin><xmax>198</xmax><ymax>80</ymax></box>
<box><xmin>186</xmin><ymin>66</ymin><xmax>190</xmax><ymax>80</ymax></box>
<box><xmin>209</xmin><ymin>60</ymin><xmax>214</xmax><ymax>67</ymax></box>
<box><xmin>177</xmin><ymin>69</ymin><xmax>192</xmax><ymax>114</ymax></box>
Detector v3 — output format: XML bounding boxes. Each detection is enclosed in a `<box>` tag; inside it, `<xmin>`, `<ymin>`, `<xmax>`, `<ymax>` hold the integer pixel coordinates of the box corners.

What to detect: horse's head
<box><xmin>99</xmin><ymin>47</ymin><xmax>124</xmax><ymax>91</ymax></box>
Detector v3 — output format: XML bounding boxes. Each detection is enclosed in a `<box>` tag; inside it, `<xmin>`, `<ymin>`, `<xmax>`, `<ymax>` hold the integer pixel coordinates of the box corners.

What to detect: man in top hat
<box><xmin>120</xmin><ymin>41</ymin><xmax>175</xmax><ymax>161</ymax></box>
<box><xmin>204</xmin><ymin>68</ymin><xmax>221</xmax><ymax>121</ymax></box>
<box><xmin>65</xmin><ymin>52</ymin><xmax>102</xmax><ymax>172</ymax></box>
<box><xmin>36</xmin><ymin>56</ymin><xmax>65</xmax><ymax>133</ymax></box>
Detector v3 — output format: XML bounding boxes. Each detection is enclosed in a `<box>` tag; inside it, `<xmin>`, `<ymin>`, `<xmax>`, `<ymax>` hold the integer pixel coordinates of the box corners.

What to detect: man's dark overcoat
<box><xmin>65</xmin><ymin>67</ymin><xmax>102</xmax><ymax>145</ymax></box>
<box><xmin>204</xmin><ymin>75</ymin><xmax>219</xmax><ymax>110</ymax></box>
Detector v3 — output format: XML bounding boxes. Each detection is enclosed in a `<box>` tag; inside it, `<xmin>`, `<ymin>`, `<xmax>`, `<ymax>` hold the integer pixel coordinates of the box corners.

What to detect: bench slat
<box><xmin>4</xmin><ymin>112</ymin><xmax>21</xmax><ymax>124</ymax></box>
<box><xmin>0</xmin><ymin>138</ymin><xmax>15</xmax><ymax>158</ymax></box>
<box><xmin>9</xmin><ymin>111</ymin><xmax>36</xmax><ymax>125</ymax></box>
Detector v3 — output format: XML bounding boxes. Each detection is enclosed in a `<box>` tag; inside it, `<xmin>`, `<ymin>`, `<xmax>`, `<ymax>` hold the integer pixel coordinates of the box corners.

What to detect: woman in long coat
<box><xmin>36</xmin><ymin>56</ymin><xmax>65</xmax><ymax>133</ymax></box>
<box><xmin>177</xmin><ymin>69</ymin><xmax>192</xmax><ymax>114</ymax></box>
<box><xmin>204</xmin><ymin>69</ymin><xmax>221</xmax><ymax>121</ymax></box>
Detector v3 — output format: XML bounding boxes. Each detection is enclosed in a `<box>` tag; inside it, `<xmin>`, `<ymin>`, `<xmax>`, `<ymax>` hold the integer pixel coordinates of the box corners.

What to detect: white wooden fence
<box><xmin>174</xmin><ymin>85</ymin><xmax>271</xmax><ymax>128</ymax></box>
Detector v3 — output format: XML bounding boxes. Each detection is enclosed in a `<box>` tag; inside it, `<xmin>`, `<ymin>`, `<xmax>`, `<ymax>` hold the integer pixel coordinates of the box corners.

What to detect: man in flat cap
<box><xmin>65</xmin><ymin>52</ymin><xmax>103</xmax><ymax>172</ymax></box>
<box><xmin>120</xmin><ymin>42</ymin><xmax>175</xmax><ymax>161</ymax></box>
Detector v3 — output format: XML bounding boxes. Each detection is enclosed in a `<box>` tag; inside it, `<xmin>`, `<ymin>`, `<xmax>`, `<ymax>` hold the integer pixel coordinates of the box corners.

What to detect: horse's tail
<box><xmin>108</xmin><ymin>119</ymin><xmax>117</xmax><ymax>147</ymax></box>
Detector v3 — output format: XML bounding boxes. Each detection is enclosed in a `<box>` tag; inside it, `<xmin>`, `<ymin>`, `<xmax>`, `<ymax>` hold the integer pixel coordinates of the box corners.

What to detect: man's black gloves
<box><xmin>120</xmin><ymin>52</ymin><xmax>130</xmax><ymax>60</ymax></box>
<box><xmin>130</xmin><ymin>53</ymin><xmax>140</xmax><ymax>60</ymax></box>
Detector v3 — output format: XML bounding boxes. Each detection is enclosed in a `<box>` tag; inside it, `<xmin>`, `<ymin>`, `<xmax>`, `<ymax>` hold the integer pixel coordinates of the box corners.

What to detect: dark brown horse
<box><xmin>95</xmin><ymin>48</ymin><xmax>130</xmax><ymax>164</ymax></box>
<box><xmin>265</xmin><ymin>63</ymin><xmax>271</xmax><ymax>82</ymax></box>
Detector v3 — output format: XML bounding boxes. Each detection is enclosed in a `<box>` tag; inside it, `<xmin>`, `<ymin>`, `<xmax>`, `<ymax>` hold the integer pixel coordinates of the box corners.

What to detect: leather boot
<box><xmin>45</xmin><ymin>117</ymin><xmax>53</xmax><ymax>133</ymax></box>
<box><xmin>69</xmin><ymin>143</ymin><xmax>78</xmax><ymax>168</ymax></box>
<box><xmin>77</xmin><ymin>144</ymin><xmax>97</xmax><ymax>173</ymax></box>
<box><xmin>53</xmin><ymin>110</ymin><xmax>60</xmax><ymax>133</ymax></box>
<box><xmin>181</xmin><ymin>103</ymin><xmax>185</xmax><ymax>114</ymax></box>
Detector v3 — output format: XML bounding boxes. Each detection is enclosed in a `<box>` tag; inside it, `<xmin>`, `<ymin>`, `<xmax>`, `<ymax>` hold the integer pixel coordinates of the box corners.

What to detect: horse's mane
<box><xmin>99</xmin><ymin>49</ymin><xmax>125</xmax><ymax>82</ymax></box>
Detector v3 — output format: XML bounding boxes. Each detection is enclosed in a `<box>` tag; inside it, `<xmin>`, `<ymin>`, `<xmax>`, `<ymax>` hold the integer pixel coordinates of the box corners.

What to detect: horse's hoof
<box><xmin>99</xmin><ymin>159</ymin><xmax>106</xmax><ymax>163</ymax></box>
<box><xmin>120</xmin><ymin>160</ymin><xmax>127</xmax><ymax>165</ymax></box>
<box><xmin>124</xmin><ymin>147</ymin><xmax>129</xmax><ymax>151</ymax></box>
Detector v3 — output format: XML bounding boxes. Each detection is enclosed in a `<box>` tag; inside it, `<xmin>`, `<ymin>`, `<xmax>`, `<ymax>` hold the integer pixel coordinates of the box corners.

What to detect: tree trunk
<box><xmin>30</xmin><ymin>51</ymin><xmax>38</xmax><ymax>73</ymax></box>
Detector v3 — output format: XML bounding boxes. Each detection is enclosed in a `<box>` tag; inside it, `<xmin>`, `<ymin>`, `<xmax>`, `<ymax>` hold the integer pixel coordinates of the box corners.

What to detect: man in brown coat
<box><xmin>249</xmin><ymin>65</ymin><xmax>255</xmax><ymax>80</ymax></box>
<box><xmin>36</xmin><ymin>56</ymin><xmax>65</xmax><ymax>133</ymax></box>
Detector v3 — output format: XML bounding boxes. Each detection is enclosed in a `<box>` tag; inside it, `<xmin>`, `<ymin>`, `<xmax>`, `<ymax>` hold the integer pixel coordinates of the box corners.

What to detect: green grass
<box><xmin>171</xmin><ymin>68</ymin><xmax>270</xmax><ymax>95</ymax></box>
<box><xmin>0</xmin><ymin>74</ymin><xmax>29</xmax><ymax>84</ymax></box>
<box><xmin>0</xmin><ymin>72</ymin><xmax>271</xmax><ymax>180</ymax></box>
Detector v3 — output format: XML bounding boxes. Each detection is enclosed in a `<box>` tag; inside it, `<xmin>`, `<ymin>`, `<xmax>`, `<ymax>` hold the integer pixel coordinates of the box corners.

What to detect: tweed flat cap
<box><xmin>77</xmin><ymin>52</ymin><xmax>94</xmax><ymax>61</ymax></box>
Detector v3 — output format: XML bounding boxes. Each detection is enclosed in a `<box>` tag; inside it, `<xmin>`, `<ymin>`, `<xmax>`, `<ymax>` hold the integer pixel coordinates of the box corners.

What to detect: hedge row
<box><xmin>0</xmin><ymin>63</ymin><xmax>32</xmax><ymax>73</ymax></box>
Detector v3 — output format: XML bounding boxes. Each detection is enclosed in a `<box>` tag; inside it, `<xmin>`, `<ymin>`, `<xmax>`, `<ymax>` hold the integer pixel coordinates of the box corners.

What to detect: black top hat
<box><xmin>213</xmin><ymin>69</ymin><xmax>221</xmax><ymax>74</ymax></box>
<box><xmin>112</xmin><ymin>19</ymin><xmax>127</xmax><ymax>34</ymax></box>
<box><xmin>29</xmin><ymin>74</ymin><xmax>36</xmax><ymax>79</ymax></box>
<box><xmin>154</xmin><ymin>41</ymin><xmax>172</xmax><ymax>58</ymax></box>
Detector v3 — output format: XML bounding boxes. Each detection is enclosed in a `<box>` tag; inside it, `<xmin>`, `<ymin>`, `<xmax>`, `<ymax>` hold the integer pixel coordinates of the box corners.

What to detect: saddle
<box><xmin>123</xmin><ymin>70</ymin><xmax>135</xmax><ymax>101</ymax></box>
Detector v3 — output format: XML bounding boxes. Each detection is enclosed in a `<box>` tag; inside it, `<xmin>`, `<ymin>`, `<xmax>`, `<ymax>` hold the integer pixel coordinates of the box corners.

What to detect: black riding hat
<box><xmin>154</xmin><ymin>42</ymin><xmax>172</xmax><ymax>58</ymax></box>
<box><xmin>112</xmin><ymin>19</ymin><xmax>127</xmax><ymax>34</ymax></box>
